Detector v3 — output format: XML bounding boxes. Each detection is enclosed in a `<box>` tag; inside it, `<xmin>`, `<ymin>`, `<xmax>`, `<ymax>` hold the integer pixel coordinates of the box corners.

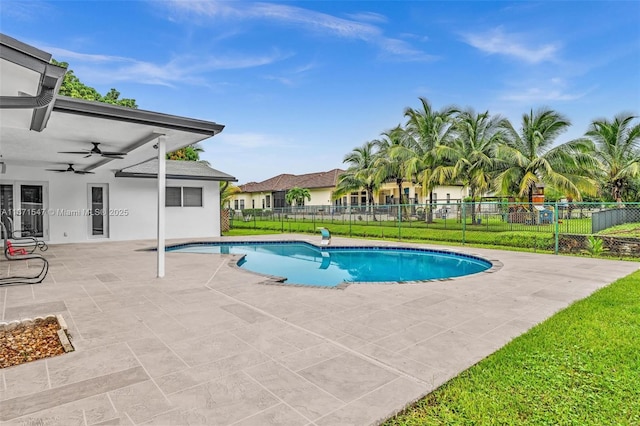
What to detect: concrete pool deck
<box><xmin>1</xmin><ymin>234</ymin><xmax>638</xmax><ymax>425</ymax></box>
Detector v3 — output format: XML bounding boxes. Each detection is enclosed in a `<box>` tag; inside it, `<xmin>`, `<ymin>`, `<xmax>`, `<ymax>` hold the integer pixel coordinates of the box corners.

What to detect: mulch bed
<box><xmin>0</xmin><ymin>317</ymin><xmax>65</xmax><ymax>368</ymax></box>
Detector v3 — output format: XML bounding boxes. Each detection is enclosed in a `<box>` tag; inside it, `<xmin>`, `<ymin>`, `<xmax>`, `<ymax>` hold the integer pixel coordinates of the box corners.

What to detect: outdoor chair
<box><xmin>1</xmin><ymin>214</ymin><xmax>48</xmax><ymax>253</ymax></box>
<box><xmin>0</xmin><ymin>222</ymin><xmax>49</xmax><ymax>286</ymax></box>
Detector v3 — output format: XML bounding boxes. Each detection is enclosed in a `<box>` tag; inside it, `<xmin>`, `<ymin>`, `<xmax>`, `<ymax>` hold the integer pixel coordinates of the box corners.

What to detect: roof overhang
<box><xmin>0</xmin><ymin>33</ymin><xmax>67</xmax><ymax>131</ymax></box>
<box><xmin>0</xmin><ymin>33</ymin><xmax>225</xmax><ymax>174</ymax></box>
<box><xmin>114</xmin><ymin>172</ymin><xmax>236</xmax><ymax>181</ymax></box>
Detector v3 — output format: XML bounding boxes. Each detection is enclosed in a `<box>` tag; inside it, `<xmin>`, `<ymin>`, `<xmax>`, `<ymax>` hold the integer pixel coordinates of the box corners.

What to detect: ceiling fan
<box><xmin>59</xmin><ymin>142</ymin><xmax>127</xmax><ymax>159</ymax></box>
<box><xmin>46</xmin><ymin>164</ymin><xmax>95</xmax><ymax>175</ymax></box>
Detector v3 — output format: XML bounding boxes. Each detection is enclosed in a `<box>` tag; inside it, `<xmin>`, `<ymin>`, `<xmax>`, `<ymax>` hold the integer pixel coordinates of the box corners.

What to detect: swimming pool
<box><xmin>167</xmin><ymin>241</ymin><xmax>492</xmax><ymax>288</ymax></box>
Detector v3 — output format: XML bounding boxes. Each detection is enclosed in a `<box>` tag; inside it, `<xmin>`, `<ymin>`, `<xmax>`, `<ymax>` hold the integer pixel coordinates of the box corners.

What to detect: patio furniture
<box><xmin>0</xmin><ymin>222</ymin><xmax>49</xmax><ymax>286</ymax></box>
<box><xmin>1</xmin><ymin>214</ymin><xmax>48</xmax><ymax>253</ymax></box>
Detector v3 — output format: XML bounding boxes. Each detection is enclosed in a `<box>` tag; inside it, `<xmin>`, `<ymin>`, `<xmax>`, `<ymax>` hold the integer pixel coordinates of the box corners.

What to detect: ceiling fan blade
<box><xmin>102</xmin><ymin>155</ymin><xmax>125</xmax><ymax>159</ymax></box>
<box><xmin>45</xmin><ymin>169</ymin><xmax>67</xmax><ymax>172</ymax></box>
<box><xmin>74</xmin><ymin>170</ymin><xmax>95</xmax><ymax>175</ymax></box>
<box><xmin>58</xmin><ymin>151</ymin><xmax>89</xmax><ymax>155</ymax></box>
<box><xmin>101</xmin><ymin>151</ymin><xmax>127</xmax><ymax>156</ymax></box>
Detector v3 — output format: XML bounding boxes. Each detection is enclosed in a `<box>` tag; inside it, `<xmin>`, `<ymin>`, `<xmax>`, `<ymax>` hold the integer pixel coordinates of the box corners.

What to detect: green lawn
<box><xmin>229</xmin><ymin>219</ymin><xmax>556</xmax><ymax>251</ymax></box>
<box><xmin>599</xmin><ymin>222</ymin><xmax>640</xmax><ymax>238</ymax></box>
<box><xmin>383</xmin><ymin>270</ymin><xmax>640</xmax><ymax>425</ymax></box>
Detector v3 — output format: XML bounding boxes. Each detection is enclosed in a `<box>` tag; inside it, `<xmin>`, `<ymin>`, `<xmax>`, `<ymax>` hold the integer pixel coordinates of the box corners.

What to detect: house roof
<box><xmin>0</xmin><ymin>33</ymin><xmax>226</xmax><ymax>174</ymax></box>
<box><xmin>240</xmin><ymin>169</ymin><xmax>345</xmax><ymax>193</ymax></box>
<box><xmin>115</xmin><ymin>159</ymin><xmax>237</xmax><ymax>182</ymax></box>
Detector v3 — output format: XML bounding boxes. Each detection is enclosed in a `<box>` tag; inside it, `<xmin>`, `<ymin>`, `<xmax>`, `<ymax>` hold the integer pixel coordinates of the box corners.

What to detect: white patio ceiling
<box><xmin>1</xmin><ymin>107</ymin><xmax>218</xmax><ymax>173</ymax></box>
<box><xmin>0</xmin><ymin>54</ymin><xmax>222</xmax><ymax>174</ymax></box>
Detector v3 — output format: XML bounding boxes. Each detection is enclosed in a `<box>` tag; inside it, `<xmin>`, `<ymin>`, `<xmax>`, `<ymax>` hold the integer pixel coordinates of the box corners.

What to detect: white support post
<box><xmin>157</xmin><ymin>136</ymin><xmax>166</xmax><ymax>278</ymax></box>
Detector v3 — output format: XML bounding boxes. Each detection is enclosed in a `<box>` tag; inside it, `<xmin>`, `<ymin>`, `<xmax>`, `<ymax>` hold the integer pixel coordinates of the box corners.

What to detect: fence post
<box><xmin>462</xmin><ymin>202</ymin><xmax>466</xmax><ymax>245</ymax></box>
<box><xmin>554</xmin><ymin>201</ymin><xmax>559</xmax><ymax>255</ymax></box>
<box><xmin>349</xmin><ymin>208</ymin><xmax>352</xmax><ymax>237</ymax></box>
<box><xmin>397</xmin><ymin>203</ymin><xmax>402</xmax><ymax>240</ymax></box>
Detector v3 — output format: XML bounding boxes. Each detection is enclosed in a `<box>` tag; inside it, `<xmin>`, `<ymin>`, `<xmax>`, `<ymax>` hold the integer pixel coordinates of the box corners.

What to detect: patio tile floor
<box><xmin>1</xmin><ymin>234</ymin><xmax>638</xmax><ymax>425</ymax></box>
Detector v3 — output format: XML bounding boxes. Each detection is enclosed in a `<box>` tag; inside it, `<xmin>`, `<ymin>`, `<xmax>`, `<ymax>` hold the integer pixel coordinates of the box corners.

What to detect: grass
<box><xmin>599</xmin><ymin>222</ymin><xmax>640</xmax><ymax>238</ymax></box>
<box><xmin>384</xmin><ymin>270</ymin><xmax>640</xmax><ymax>425</ymax></box>
<box><xmin>230</xmin><ymin>219</ymin><xmax>556</xmax><ymax>251</ymax></box>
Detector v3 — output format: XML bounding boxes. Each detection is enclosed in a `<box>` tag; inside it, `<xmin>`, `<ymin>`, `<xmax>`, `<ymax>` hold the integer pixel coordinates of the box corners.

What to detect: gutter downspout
<box><xmin>0</xmin><ymin>87</ymin><xmax>55</xmax><ymax>109</ymax></box>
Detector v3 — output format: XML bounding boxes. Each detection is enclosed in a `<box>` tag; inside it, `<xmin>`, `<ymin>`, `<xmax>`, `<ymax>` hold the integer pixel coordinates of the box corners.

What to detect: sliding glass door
<box><xmin>0</xmin><ymin>183</ymin><xmax>48</xmax><ymax>239</ymax></box>
<box><xmin>20</xmin><ymin>185</ymin><xmax>44</xmax><ymax>237</ymax></box>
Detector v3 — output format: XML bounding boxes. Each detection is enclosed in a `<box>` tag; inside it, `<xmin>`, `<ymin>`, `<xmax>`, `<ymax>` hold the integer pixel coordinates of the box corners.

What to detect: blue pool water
<box><xmin>167</xmin><ymin>242</ymin><xmax>491</xmax><ymax>287</ymax></box>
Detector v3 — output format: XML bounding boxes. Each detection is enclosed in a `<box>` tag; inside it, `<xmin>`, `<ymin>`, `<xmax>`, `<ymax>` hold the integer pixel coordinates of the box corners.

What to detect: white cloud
<box><xmin>44</xmin><ymin>46</ymin><xmax>288</xmax><ymax>87</ymax></box>
<box><xmin>344</xmin><ymin>11</ymin><xmax>388</xmax><ymax>24</ymax></box>
<box><xmin>164</xmin><ymin>0</ymin><xmax>435</xmax><ymax>61</ymax></box>
<box><xmin>501</xmin><ymin>88</ymin><xmax>585</xmax><ymax>102</ymax></box>
<box><xmin>43</xmin><ymin>47</ymin><xmax>132</xmax><ymax>63</ymax></box>
<box><xmin>500</xmin><ymin>78</ymin><xmax>591</xmax><ymax>103</ymax></box>
<box><xmin>462</xmin><ymin>27</ymin><xmax>559</xmax><ymax>63</ymax></box>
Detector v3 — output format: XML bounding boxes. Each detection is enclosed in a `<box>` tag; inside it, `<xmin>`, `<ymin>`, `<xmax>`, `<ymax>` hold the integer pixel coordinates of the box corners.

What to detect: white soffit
<box><xmin>0</xmin><ymin>58</ymin><xmax>41</xmax><ymax>130</ymax></box>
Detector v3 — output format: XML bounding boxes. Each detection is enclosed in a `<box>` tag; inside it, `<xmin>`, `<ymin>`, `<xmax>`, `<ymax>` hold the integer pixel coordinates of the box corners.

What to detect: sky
<box><xmin>2</xmin><ymin>1</ymin><xmax>639</xmax><ymax>184</ymax></box>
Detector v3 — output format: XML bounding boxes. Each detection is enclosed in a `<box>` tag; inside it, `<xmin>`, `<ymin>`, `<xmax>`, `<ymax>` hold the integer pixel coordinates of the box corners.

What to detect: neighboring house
<box><xmin>0</xmin><ymin>33</ymin><xmax>236</xmax><ymax>245</ymax></box>
<box><xmin>376</xmin><ymin>182</ymin><xmax>470</xmax><ymax>205</ymax></box>
<box><xmin>231</xmin><ymin>169</ymin><xmax>344</xmax><ymax>210</ymax></box>
<box><xmin>231</xmin><ymin>166</ymin><xmax>470</xmax><ymax>211</ymax></box>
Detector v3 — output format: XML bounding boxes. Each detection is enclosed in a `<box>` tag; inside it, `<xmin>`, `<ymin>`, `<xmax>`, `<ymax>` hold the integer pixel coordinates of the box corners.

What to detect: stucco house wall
<box><xmin>3</xmin><ymin>164</ymin><xmax>220</xmax><ymax>244</ymax></box>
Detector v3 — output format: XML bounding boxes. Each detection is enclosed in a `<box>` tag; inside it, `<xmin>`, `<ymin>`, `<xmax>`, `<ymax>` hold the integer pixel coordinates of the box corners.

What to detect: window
<box><xmin>166</xmin><ymin>186</ymin><xmax>203</xmax><ymax>207</ymax></box>
<box><xmin>266</xmin><ymin>195</ymin><xmax>271</xmax><ymax>208</ymax></box>
<box><xmin>446</xmin><ymin>193</ymin><xmax>451</xmax><ymax>204</ymax></box>
<box><xmin>350</xmin><ymin>192</ymin><xmax>358</xmax><ymax>206</ymax></box>
<box><xmin>183</xmin><ymin>187</ymin><xmax>202</xmax><ymax>207</ymax></box>
<box><xmin>234</xmin><ymin>200</ymin><xmax>239</xmax><ymax>210</ymax></box>
<box><xmin>262</xmin><ymin>199</ymin><xmax>265</xmax><ymax>209</ymax></box>
<box><xmin>239</xmin><ymin>200</ymin><xmax>245</xmax><ymax>210</ymax></box>
<box><xmin>88</xmin><ymin>184</ymin><xmax>109</xmax><ymax>237</ymax></box>
<box><xmin>432</xmin><ymin>192</ymin><xmax>438</xmax><ymax>203</ymax></box>
<box><xmin>166</xmin><ymin>187</ymin><xmax>182</xmax><ymax>207</ymax></box>
<box><xmin>252</xmin><ymin>200</ymin><xmax>255</xmax><ymax>209</ymax></box>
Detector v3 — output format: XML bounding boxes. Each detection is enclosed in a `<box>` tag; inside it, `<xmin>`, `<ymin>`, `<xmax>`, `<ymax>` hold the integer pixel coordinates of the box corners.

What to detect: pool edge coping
<box><xmin>160</xmin><ymin>239</ymin><xmax>503</xmax><ymax>290</ymax></box>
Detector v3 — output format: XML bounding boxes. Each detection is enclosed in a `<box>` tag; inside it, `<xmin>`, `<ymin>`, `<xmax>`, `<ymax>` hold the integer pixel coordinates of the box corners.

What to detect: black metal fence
<box><xmin>229</xmin><ymin>201</ymin><xmax>640</xmax><ymax>257</ymax></box>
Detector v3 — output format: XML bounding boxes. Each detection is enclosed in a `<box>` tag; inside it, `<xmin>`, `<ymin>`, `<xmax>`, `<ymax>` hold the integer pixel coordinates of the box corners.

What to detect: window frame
<box><xmin>165</xmin><ymin>186</ymin><xmax>204</xmax><ymax>207</ymax></box>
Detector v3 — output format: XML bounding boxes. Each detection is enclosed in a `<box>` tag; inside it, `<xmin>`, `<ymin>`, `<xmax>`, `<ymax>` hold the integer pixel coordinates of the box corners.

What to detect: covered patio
<box><xmin>1</xmin><ymin>235</ymin><xmax>637</xmax><ymax>425</ymax></box>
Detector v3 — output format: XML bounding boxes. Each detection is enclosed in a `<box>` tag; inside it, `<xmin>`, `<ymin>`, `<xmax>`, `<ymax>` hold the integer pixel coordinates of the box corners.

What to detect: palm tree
<box><xmin>432</xmin><ymin>109</ymin><xmax>506</xmax><ymax>224</ymax></box>
<box><xmin>586</xmin><ymin>113</ymin><xmax>640</xmax><ymax>203</ymax></box>
<box><xmin>167</xmin><ymin>144</ymin><xmax>205</xmax><ymax>161</ymax></box>
<box><xmin>496</xmin><ymin>108</ymin><xmax>596</xmax><ymax>205</ymax></box>
<box><xmin>334</xmin><ymin>141</ymin><xmax>380</xmax><ymax>218</ymax></box>
<box><xmin>401</xmin><ymin>97</ymin><xmax>458</xmax><ymax>222</ymax></box>
<box><xmin>374</xmin><ymin>125</ymin><xmax>412</xmax><ymax>205</ymax></box>
<box><xmin>220</xmin><ymin>182</ymin><xmax>241</xmax><ymax>208</ymax></box>
<box><xmin>285</xmin><ymin>187</ymin><xmax>311</xmax><ymax>207</ymax></box>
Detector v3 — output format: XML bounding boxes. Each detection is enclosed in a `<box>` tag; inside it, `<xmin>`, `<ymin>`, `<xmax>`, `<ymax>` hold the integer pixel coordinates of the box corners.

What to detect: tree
<box><xmin>285</xmin><ymin>187</ymin><xmax>311</xmax><ymax>207</ymax></box>
<box><xmin>401</xmin><ymin>97</ymin><xmax>458</xmax><ymax>221</ymax></box>
<box><xmin>496</xmin><ymin>108</ymin><xmax>596</xmax><ymax>204</ymax></box>
<box><xmin>51</xmin><ymin>59</ymin><xmax>138</xmax><ymax>108</ymax></box>
<box><xmin>374</xmin><ymin>126</ymin><xmax>412</xmax><ymax>205</ymax></box>
<box><xmin>334</xmin><ymin>141</ymin><xmax>380</xmax><ymax>218</ymax></box>
<box><xmin>220</xmin><ymin>182</ymin><xmax>241</xmax><ymax>208</ymax></box>
<box><xmin>586</xmin><ymin>113</ymin><xmax>640</xmax><ymax>202</ymax></box>
<box><xmin>167</xmin><ymin>144</ymin><xmax>204</xmax><ymax>161</ymax></box>
<box><xmin>432</xmin><ymin>109</ymin><xmax>505</xmax><ymax>224</ymax></box>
